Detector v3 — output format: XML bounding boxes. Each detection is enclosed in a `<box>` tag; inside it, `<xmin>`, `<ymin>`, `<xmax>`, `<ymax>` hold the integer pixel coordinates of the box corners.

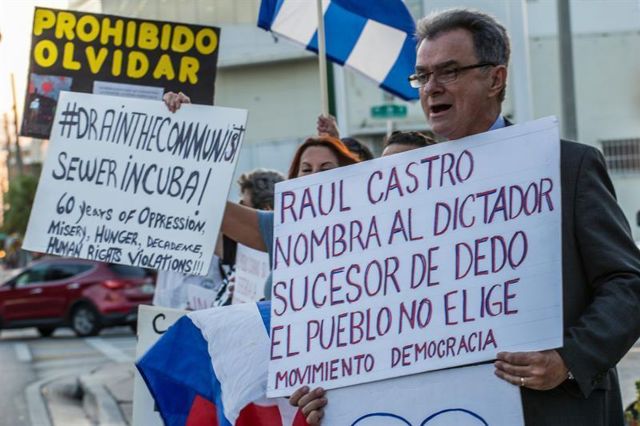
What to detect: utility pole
<box><xmin>2</xmin><ymin>113</ymin><xmax>12</xmax><ymax>180</ymax></box>
<box><xmin>557</xmin><ymin>0</ymin><xmax>578</xmax><ymax>140</ymax></box>
<box><xmin>2</xmin><ymin>112</ymin><xmax>12</xmax><ymax>212</ymax></box>
<box><xmin>508</xmin><ymin>0</ymin><xmax>534</xmax><ymax>123</ymax></box>
<box><xmin>10</xmin><ymin>73</ymin><xmax>24</xmax><ymax>176</ymax></box>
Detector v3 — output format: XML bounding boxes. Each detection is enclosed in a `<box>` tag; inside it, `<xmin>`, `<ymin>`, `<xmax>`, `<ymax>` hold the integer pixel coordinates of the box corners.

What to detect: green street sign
<box><xmin>370</xmin><ymin>104</ymin><xmax>407</xmax><ymax>119</ymax></box>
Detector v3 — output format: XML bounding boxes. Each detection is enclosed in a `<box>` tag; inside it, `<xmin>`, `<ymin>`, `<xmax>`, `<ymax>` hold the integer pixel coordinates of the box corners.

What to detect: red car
<box><xmin>0</xmin><ymin>257</ymin><xmax>155</xmax><ymax>337</ymax></box>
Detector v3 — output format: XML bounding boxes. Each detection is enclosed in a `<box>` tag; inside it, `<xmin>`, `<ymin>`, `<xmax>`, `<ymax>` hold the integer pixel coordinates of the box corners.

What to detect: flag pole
<box><xmin>316</xmin><ymin>0</ymin><xmax>329</xmax><ymax>117</ymax></box>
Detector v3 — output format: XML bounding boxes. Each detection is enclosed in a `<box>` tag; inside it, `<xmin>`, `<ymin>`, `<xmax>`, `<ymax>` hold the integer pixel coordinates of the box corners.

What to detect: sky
<box><xmin>0</xmin><ymin>0</ymin><xmax>68</xmax><ymax>127</ymax></box>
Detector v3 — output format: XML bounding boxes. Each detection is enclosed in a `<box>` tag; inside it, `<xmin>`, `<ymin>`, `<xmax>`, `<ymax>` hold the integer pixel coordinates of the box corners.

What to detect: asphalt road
<box><xmin>0</xmin><ymin>331</ymin><xmax>35</xmax><ymax>426</ymax></box>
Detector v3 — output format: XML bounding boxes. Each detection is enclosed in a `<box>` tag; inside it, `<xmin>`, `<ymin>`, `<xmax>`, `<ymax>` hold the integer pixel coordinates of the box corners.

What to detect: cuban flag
<box><xmin>258</xmin><ymin>0</ymin><xmax>419</xmax><ymax>101</ymax></box>
<box><xmin>137</xmin><ymin>302</ymin><xmax>307</xmax><ymax>426</ymax></box>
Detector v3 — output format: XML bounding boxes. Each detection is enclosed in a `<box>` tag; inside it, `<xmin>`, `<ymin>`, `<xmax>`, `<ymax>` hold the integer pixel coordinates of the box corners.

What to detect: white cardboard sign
<box><xmin>23</xmin><ymin>91</ymin><xmax>247</xmax><ymax>275</ymax></box>
<box><xmin>268</xmin><ymin>117</ymin><xmax>563</xmax><ymax>396</ymax></box>
<box><xmin>132</xmin><ymin>305</ymin><xmax>187</xmax><ymax>426</ymax></box>
<box><xmin>186</xmin><ymin>284</ymin><xmax>218</xmax><ymax>310</ymax></box>
<box><xmin>232</xmin><ymin>243</ymin><xmax>271</xmax><ymax>304</ymax></box>
<box><xmin>324</xmin><ymin>363</ymin><xmax>524</xmax><ymax>426</ymax></box>
<box><xmin>93</xmin><ymin>81</ymin><xmax>164</xmax><ymax>100</ymax></box>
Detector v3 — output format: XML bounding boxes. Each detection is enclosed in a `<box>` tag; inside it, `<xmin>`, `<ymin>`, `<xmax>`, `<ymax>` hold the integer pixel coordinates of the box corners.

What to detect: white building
<box><xmin>71</xmin><ymin>0</ymin><xmax>640</xmax><ymax>239</ymax></box>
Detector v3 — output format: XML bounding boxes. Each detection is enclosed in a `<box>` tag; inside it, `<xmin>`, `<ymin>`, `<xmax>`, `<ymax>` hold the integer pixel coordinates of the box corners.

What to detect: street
<box><xmin>0</xmin><ymin>326</ymin><xmax>135</xmax><ymax>426</ymax></box>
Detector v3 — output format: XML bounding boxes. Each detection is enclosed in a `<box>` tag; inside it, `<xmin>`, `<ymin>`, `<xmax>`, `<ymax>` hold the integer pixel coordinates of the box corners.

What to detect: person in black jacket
<box><xmin>292</xmin><ymin>8</ymin><xmax>640</xmax><ymax>426</ymax></box>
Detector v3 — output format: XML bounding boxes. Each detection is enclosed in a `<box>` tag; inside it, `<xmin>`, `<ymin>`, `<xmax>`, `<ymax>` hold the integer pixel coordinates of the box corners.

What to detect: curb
<box><xmin>26</xmin><ymin>376</ymin><xmax>56</xmax><ymax>426</ymax></box>
<box><xmin>78</xmin><ymin>373</ymin><xmax>127</xmax><ymax>426</ymax></box>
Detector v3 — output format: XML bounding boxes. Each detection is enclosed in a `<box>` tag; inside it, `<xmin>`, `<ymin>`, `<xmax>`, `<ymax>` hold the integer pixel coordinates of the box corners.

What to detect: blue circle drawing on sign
<box><xmin>352</xmin><ymin>412</ymin><xmax>412</xmax><ymax>426</ymax></box>
<box><xmin>421</xmin><ymin>408</ymin><xmax>489</xmax><ymax>426</ymax></box>
<box><xmin>350</xmin><ymin>408</ymin><xmax>488</xmax><ymax>426</ymax></box>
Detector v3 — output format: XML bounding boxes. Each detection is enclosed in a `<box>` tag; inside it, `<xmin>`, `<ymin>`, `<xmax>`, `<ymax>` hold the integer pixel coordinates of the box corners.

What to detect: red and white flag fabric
<box><xmin>137</xmin><ymin>302</ymin><xmax>307</xmax><ymax>426</ymax></box>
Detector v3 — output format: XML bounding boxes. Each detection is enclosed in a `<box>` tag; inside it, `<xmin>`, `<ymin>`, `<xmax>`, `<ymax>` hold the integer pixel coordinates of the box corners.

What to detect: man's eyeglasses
<box><xmin>408</xmin><ymin>62</ymin><xmax>496</xmax><ymax>88</ymax></box>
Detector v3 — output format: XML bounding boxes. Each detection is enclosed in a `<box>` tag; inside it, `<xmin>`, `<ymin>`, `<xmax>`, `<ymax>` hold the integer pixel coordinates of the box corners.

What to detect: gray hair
<box><xmin>237</xmin><ymin>168</ymin><xmax>285</xmax><ymax>210</ymax></box>
<box><xmin>416</xmin><ymin>8</ymin><xmax>510</xmax><ymax>101</ymax></box>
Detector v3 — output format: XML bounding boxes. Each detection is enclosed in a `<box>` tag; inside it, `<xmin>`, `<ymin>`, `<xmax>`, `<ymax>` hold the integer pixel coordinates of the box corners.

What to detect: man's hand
<box><xmin>289</xmin><ymin>386</ymin><xmax>327</xmax><ymax>425</ymax></box>
<box><xmin>316</xmin><ymin>114</ymin><xmax>340</xmax><ymax>138</ymax></box>
<box><xmin>163</xmin><ymin>91</ymin><xmax>191</xmax><ymax>113</ymax></box>
<box><xmin>494</xmin><ymin>349</ymin><xmax>569</xmax><ymax>390</ymax></box>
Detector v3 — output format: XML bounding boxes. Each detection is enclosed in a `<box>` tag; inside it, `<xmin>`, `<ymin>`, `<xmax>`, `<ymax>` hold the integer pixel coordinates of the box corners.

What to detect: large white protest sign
<box><xmin>23</xmin><ymin>91</ymin><xmax>247</xmax><ymax>275</ymax></box>
<box><xmin>267</xmin><ymin>117</ymin><xmax>562</xmax><ymax>396</ymax></box>
<box><xmin>232</xmin><ymin>243</ymin><xmax>271</xmax><ymax>304</ymax></box>
<box><xmin>324</xmin><ymin>363</ymin><xmax>524</xmax><ymax>425</ymax></box>
<box><xmin>132</xmin><ymin>305</ymin><xmax>186</xmax><ymax>426</ymax></box>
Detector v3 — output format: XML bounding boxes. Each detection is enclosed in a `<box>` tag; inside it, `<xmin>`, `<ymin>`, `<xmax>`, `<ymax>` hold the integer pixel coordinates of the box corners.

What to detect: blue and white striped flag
<box><xmin>258</xmin><ymin>0</ymin><xmax>419</xmax><ymax>101</ymax></box>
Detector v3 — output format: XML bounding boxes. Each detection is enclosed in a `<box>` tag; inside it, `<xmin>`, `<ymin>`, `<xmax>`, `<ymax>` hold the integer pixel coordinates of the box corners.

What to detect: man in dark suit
<box><xmin>292</xmin><ymin>8</ymin><xmax>640</xmax><ymax>425</ymax></box>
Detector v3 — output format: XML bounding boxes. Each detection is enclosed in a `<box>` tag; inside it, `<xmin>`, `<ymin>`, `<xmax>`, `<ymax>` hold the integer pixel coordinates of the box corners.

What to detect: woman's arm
<box><xmin>221</xmin><ymin>201</ymin><xmax>267</xmax><ymax>252</ymax></box>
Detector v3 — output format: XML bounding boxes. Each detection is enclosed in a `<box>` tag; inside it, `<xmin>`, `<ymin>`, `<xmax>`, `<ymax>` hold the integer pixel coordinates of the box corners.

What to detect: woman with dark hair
<box><xmin>287</xmin><ymin>135</ymin><xmax>360</xmax><ymax>178</ymax></box>
<box><xmin>222</xmin><ymin>136</ymin><xmax>359</xmax><ymax>298</ymax></box>
<box><xmin>223</xmin><ymin>135</ymin><xmax>358</xmax><ymax>254</ymax></box>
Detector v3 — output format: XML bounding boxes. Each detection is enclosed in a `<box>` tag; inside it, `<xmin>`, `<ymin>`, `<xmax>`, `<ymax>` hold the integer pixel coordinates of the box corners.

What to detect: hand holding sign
<box><xmin>290</xmin><ymin>386</ymin><xmax>327</xmax><ymax>425</ymax></box>
<box><xmin>163</xmin><ymin>91</ymin><xmax>191</xmax><ymax>113</ymax></box>
<box><xmin>494</xmin><ymin>349</ymin><xmax>569</xmax><ymax>390</ymax></box>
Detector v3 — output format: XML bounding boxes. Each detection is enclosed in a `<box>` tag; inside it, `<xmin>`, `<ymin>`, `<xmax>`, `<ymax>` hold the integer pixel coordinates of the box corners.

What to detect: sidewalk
<box><xmin>45</xmin><ymin>362</ymin><xmax>134</xmax><ymax>426</ymax></box>
<box><xmin>78</xmin><ymin>362</ymin><xmax>134</xmax><ymax>425</ymax></box>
